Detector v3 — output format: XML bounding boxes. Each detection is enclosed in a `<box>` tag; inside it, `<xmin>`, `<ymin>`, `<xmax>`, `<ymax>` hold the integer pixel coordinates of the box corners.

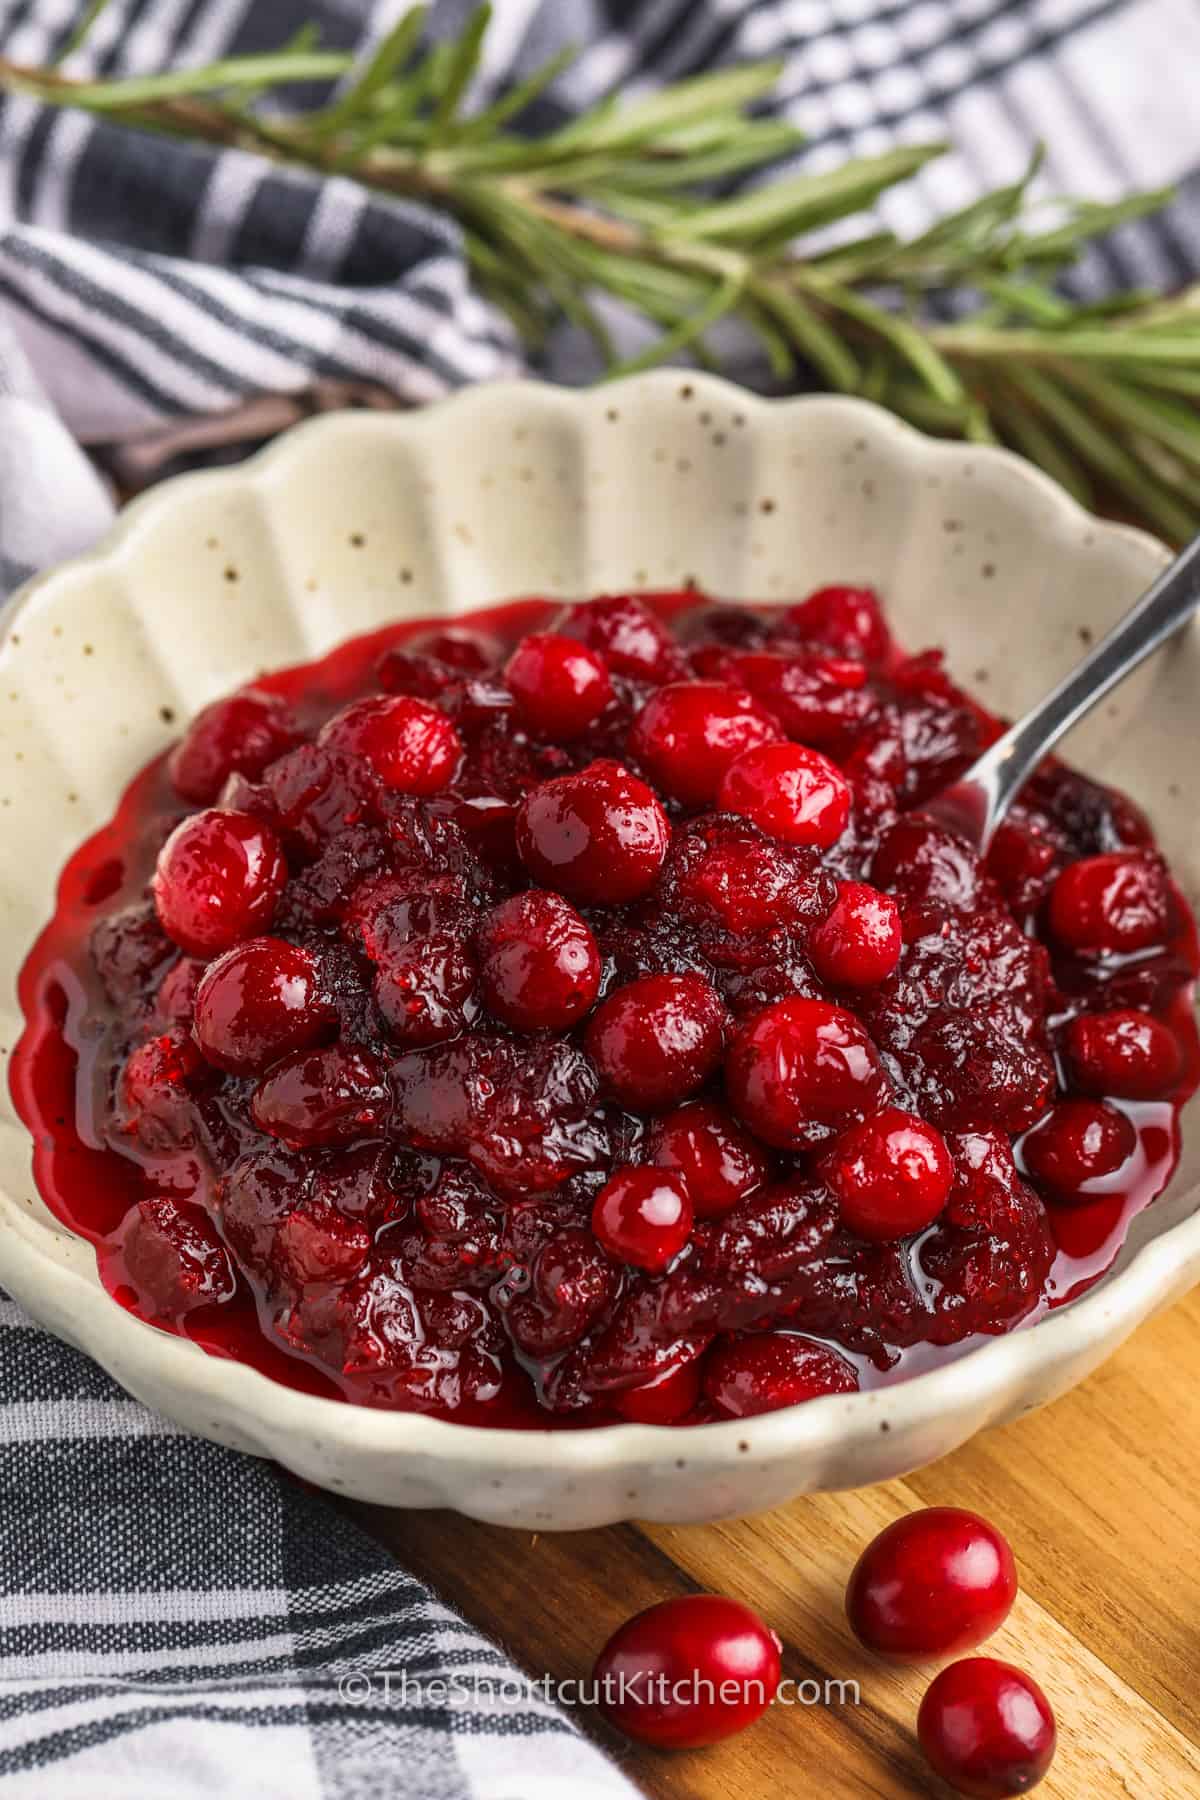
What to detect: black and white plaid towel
<box><xmin>1</xmin><ymin>2</ymin><xmax>1198</xmax><ymax>1795</ymax></box>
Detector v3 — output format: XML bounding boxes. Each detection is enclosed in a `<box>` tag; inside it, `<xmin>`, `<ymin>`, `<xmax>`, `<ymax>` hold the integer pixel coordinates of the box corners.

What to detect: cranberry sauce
<box><xmin>11</xmin><ymin>589</ymin><xmax>1199</xmax><ymax>1427</ymax></box>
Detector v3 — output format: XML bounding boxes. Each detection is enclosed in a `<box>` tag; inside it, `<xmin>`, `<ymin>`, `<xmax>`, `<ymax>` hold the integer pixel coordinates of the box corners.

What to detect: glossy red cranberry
<box><xmin>318</xmin><ymin>694</ymin><xmax>461</xmax><ymax>794</ymax></box>
<box><xmin>629</xmin><ymin>681</ymin><xmax>779</xmax><ymax>807</ymax></box>
<box><xmin>251</xmin><ymin>1045</ymin><xmax>389</xmax><ymax>1146</ymax></box>
<box><xmin>373</xmin><ymin>931</ymin><xmax>476</xmax><ymax>1046</ymax></box>
<box><xmin>716</xmin><ymin>647</ymin><xmax>872</xmax><ymax>747</ymax></box>
<box><xmin>1063</xmin><ymin>1007</ymin><xmax>1183</xmax><ymax>1099</ymax></box>
<box><xmin>153</xmin><ymin>808</ymin><xmax>287</xmax><ymax>957</ymax></box>
<box><xmin>592</xmin><ymin>1166</ymin><xmax>692</xmax><ymax>1272</ymax></box>
<box><xmin>777</xmin><ymin>584</ymin><xmax>890</xmax><ymax>664</ymax></box>
<box><xmin>824</xmin><ymin>1108</ymin><xmax>954</xmax><ymax>1241</ymax></box>
<box><xmin>558</xmin><ymin>592</ymin><xmax>682</xmax><ymax>683</ymax></box>
<box><xmin>611</xmin><ymin>1358</ymin><xmax>702</xmax><ymax>1424</ymax></box>
<box><xmin>1047</xmin><ymin>851</ymin><xmax>1174</xmax><ymax>953</ymax></box>
<box><xmin>718</xmin><ymin>741</ymin><xmax>851</xmax><ymax>849</ymax></box>
<box><xmin>593</xmin><ymin>1595</ymin><xmax>781</xmax><ymax>1748</ymax></box>
<box><xmin>704</xmin><ymin>1333</ymin><xmax>858</xmax><ymax>1417</ymax></box>
<box><xmin>847</xmin><ymin>1509</ymin><xmax>1018</xmax><ymax>1662</ymax></box>
<box><xmin>647</xmin><ymin>1101</ymin><xmax>769</xmax><ymax>1219</ymax></box>
<box><xmin>1020</xmin><ymin>1099</ymin><xmax>1135</xmax><ymax>1202</ymax></box>
<box><xmin>918</xmin><ymin>1658</ymin><xmax>1056</xmax><ymax>1798</ymax></box>
<box><xmin>516</xmin><ymin>760</ymin><xmax>670</xmax><ymax>904</ymax></box>
<box><xmin>504</xmin><ymin>632</ymin><xmax>613</xmax><ymax>739</ymax></box>
<box><xmin>726</xmin><ymin>997</ymin><xmax>888</xmax><ymax>1150</ymax></box>
<box><xmin>194</xmin><ymin>936</ymin><xmax>333</xmax><ymax>1074</ymax></box>
<box><xmin>477</xmin><ymin>890</ymin><xmax>600</xmax><ymax>1031</ymax></box>
<box><xmin>810</xmin><ymin>880</ymin><xmax>902</xmax><ymax>988</ymax></box>
<box><xmin>122</xmin><ymin>1196</ymin><xmax>237</xmax><ymax>1317</ymax></box>
<box><xmin>586</xmin><ymin>972</ymin><xmax>726</xmax><ymax>1111</ymax></box>
<box><xmin>168</xmin><ymin>688</ymin><xmax>300</xmax><ymax>804</ymax></box>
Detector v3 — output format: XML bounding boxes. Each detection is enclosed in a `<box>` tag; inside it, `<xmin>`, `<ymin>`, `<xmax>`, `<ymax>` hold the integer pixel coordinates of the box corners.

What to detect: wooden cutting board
<box><xmin>346</xmin><ymin>1284</ymin><xmax>1200</xmax><ymax>1798</ymax></box>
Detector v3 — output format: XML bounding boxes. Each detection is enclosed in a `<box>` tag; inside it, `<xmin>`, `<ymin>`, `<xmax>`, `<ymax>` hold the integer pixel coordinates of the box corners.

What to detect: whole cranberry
<box><xmin>557</xmin><ymin>592</ymin><xmax>681</xmax><ymax>683</ymax></box>
<box><xmin>847</xmin><ymin>1509</ymin><xmax>1018</xmax><ymax>1662</ymax></box>
<box><xmin>168</xmin><ymin>688</ymin><xmax>300</xmax><ymax>804</ymax></box>
<box><xmin>918</xmin><ymin>1658</ymin><xmax>1056</xmax><ymax>1798</ymax></box>
<box><xmin>516</xmin><ymin>760</ymin><xmax>669</xmax><ymax>904</ymax></box>
<box><xmin>777</xmin><ymin>584</ymin><xmax>890</xmax><ymax>664</ymax></box>
<box><xmin>718</xmin><ymin>741</ymin><xmax>851</xmax><ymax>849</ymax></box>
<box><xmin>505</xmin><ymin>632</ymin><xmax>613</xmax><ymax>739</ymax></box>
<box><xmin>704</xmin><ymin>1333</ymin><xmax>859</xmax><ymax>1417</ymax></box>
<box><xmin>611</xmin><ymin>1358</ymin><xmax>703</xmax><ymax>1424</ymax></box>
<box><xmin>318</xmin><ymin>694</ymin><xmax>461</xmax><ymax>794</ymax></box>
<box><xmin>824</xmin><ymin>1108</ymin><xmax>954</xmax><ymax>1241</ymax></box>
<box><xmin>810</xmin><ymin>881</ymin><xmax>903</xmax><ymax>988</ymax></box>
<box><xmin>1047</xmin><ymin>851</ymin><xmax>1174</xmax><ymax>953</ymax></box>
<box><xmin>153</xmin><ymin>808</ymin><xmax>287</xmax><ymax>957</ymax></box>
<box><xmin>194</xmin><ymin>936</ymin><xmax>333</xmax><ymax>1074</ymax></box>
<box><xmin>586</xmin><ymin>972</ymin><xmax>726</xmax><ymax>1111</ymax></box>
<box><xmin>726</xmin><ymin>997</ymin><xmax>888</xmax><ymax>1150</ymax></box>
<box><xmin>251</xmin><ymin>1044</ymin><xmax>389</xmax><ymax>1146</ymax></box>
<box><xmin>629</xmin><ymin>681</ymin><xmax>780</xmax><ymax>807</ymax></box>
<box><xmin>1063</xmin><ymin>1007</ymin><xmax>1183</xmax><ymax>1099</ymax></box>
<box><xmin>477</xmin><ymin>890</ymin><xmax>600</xmax><ymax>1032</ymax></box>
<box><xmin>593</xmin><ymin>1595</ymin><xmax>781</xmax><ymax>1748</ymax></box>
<box><xmin>1020</xmin><ymin>1099</ymin><xmax>1135</xmax><ymax>1202</ymax></box>
<box><xmin>591</xmin><ymin>1166</ymin><xmax>692</xmax><ymax>1272</ymax></box>
<box><xmin>647</xmin><ymin>1100</ymin><xmax>769</xmax><ymax>1219</ymax></box>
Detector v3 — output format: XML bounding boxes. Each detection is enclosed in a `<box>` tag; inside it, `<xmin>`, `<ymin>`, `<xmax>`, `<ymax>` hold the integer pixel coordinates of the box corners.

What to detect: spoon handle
<box><xmin>972</xmin><ymin>530</ymin><xmax>1200</xmax><ymax>810</ymax></box>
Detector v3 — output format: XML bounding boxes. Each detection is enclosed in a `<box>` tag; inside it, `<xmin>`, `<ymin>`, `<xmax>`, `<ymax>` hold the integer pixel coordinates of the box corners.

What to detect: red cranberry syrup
<box><xmin>11</xmin><ymin>590</ymin><xmax>1199</xmax><ymax>1426</ymax></box>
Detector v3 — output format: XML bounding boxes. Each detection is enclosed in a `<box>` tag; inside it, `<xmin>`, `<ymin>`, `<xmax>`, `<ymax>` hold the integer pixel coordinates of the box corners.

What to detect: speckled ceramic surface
<box><xmin>1</xmin><ymin>372</ymin><xmax>1197</xmax><ymax>1527</ymax></box>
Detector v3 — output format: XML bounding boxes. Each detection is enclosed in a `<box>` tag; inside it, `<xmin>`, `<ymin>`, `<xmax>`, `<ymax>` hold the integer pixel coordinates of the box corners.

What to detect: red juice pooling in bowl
<box><xmin>11</xmin><ymin>590</ymin><xmax>1200</xmax><ymax>1426</ymax></box>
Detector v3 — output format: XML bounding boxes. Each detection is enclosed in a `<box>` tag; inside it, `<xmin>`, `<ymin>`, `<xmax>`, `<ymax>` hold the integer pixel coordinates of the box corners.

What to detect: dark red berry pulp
<box><xmin>11</xmin><ymin>589</ymin><xmax>1199</xmax><ymax>1425</ymax></box>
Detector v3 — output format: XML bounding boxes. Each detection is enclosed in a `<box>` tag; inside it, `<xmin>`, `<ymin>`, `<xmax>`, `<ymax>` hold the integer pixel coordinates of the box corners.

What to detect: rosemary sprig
<box><xmin>5</xmin><ymin>4</ymin><xmax>1199</xmax><ymax>540</ymax></box>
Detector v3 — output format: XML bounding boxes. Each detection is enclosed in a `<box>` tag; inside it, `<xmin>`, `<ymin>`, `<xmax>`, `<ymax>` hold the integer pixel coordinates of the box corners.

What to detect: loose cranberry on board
<box><xmin>593</xmin><ymin>1595</ymin><xmax>782</xmax><ymax>1749</ymax></box>
<box><xmin>846</xmin><ymin>1508</ymin><xmax>1018</xmax><ymax>1661</ymax></box>
<box><xmin>918</xmin><ymin>1657</ymin><xmax>1056</xmax><ymax>1798</ymax></box>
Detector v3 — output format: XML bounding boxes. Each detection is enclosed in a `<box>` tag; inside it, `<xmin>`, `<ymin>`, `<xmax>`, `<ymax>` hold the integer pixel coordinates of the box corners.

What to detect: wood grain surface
<box><xmin>346</xmin><ymin>1285</ymin><xmax>1200</xmax><ymax>1798</ymax></box>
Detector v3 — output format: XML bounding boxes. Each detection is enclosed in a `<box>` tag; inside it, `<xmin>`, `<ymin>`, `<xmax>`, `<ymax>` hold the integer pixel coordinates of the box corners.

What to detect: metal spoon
<box><xmin>925</xmin><ymin>532</ymin><xmax>1200</xmax><ymax>853</ymax></box>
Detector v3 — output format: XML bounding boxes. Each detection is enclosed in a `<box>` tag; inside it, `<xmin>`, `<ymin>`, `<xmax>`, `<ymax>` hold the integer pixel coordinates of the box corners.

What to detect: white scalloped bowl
<box><xmin>2</xmin><ymin>373</ymin><xmax>1198</xmax><ymax>1528</ymax></box>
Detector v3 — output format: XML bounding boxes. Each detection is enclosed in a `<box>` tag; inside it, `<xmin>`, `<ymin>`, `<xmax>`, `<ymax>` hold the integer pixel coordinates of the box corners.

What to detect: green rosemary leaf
<box><xmin>550</xmin><ymin>61</ymin><xmax>785</xmax><ymax>152</ymax></box>
<box><xmin>752</xmin><ymin>280</ymin><xmax>859</xmax><ymax>391</ymax></box>
<box><xmin>450</xmin><ymin>44</ymin><xmax>574</xmax><ymax>142</ymax></box>
<box><xmin>573</xmin><ymin>122</ymin><xmax>805</xmax><ymax>193</ymax></box>
<box><xmin>1014</xmin><ymin>187</ymin><xmax>1176</xmax><ymax>262</ymax></box>
<box><xmin>989</xmin><ymin>390</ymin><xmax>1096</xmax><ymax>509</ymax></box>
<box><xmin>740</xmin><ymin>297</ymin><xmax>798</xmax><ymax>381</ymax></box>
<box><xmin>429</xmin><ymin>3</ymin><xmax>492</xmax><ymax>138</ymax></box>
<box><xmin>974</xmin><ymin>276</ymin><xmax>1074</xmax><ymax>325</ymax></box>
<box><xmin>1055</xmin><ymin>367</ymin><xmax>1200</xmax><ymax>471</ymax></box>
<box><xmin>822</xmin><ymin>283</ymin><xmax>964</xmax><ymax>406</ymax></box>
<box><xmin>602</xmin><ymin>267</ymin><xmax>747</xmax><ymax>379</ymax></box>
<box><xmin>53</xmin><ymin>0</ymin><xmax>117</xmax><ymax>65</ymax></box>
<box><xmin>1007</xmin><ymin>365</ymin><xmax>1197</xmax><ymax>539</ymax></box>
<box><xmin>16</xmin><ymin>52</ymin><xmax>353</xmax><ymax>110</ymax></box>
<box><xmin>307</xmin><ymin>6</ymin><xmax>427</xmax><ymax>140</ymax></box>
<box><xmin>670</xmin><ymin>143</ymin><xmax>945</xmax><ymax>246</ymax></box>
